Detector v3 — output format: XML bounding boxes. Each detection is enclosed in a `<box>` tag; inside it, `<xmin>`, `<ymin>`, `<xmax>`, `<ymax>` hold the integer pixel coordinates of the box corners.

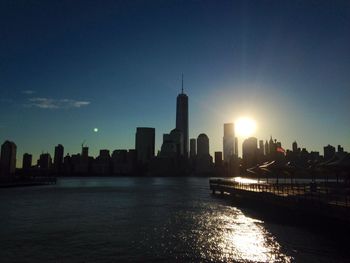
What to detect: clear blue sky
<box><xmin>0</xmin><ymin>0</ymin><xmax>349</xmax><ymax>166</ymax></box>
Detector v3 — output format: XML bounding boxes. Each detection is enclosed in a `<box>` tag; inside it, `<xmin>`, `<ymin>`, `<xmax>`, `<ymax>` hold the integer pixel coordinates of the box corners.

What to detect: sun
<box><xmin>235</xmin><ymin>117</ymin><xmax>257</xmax><ymax>137</ymax></box>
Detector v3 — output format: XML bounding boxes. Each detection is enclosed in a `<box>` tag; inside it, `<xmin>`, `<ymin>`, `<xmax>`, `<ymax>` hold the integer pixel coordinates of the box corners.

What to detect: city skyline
<box><xmin>1</xmin><ymin>1</ymin><xmax>349</xmax><ymax>165</ymax></box>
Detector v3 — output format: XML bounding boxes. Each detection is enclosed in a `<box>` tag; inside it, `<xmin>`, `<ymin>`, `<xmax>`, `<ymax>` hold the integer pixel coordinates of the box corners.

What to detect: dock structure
<box><xmin>209</xmin><ymin>178</ymin><xmax>350</xmax><ymax>223</ymax></box>
<box><xmin>0</xmin><ymin>177</ymin><xmax>57</xmax><ymax>188</ymax></box>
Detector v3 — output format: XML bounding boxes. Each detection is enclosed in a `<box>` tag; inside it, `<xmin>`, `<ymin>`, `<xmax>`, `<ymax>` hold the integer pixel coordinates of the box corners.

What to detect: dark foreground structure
<box><xmin>0</xmin><ymin>176</ymin><xmax>56</xmax><ymax>188</ymax></box>
<box><xmin>209</xmin><ymin>178</ymin><xmax>350</xmax><ymax>225</ymax></box>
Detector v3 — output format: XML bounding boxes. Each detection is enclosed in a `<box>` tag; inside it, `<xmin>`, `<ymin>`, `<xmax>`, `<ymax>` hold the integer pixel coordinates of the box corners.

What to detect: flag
<box><xmin>276</xmin><ymin>147</ymin><xmax>286</xmax><ymax>154</ymax></box>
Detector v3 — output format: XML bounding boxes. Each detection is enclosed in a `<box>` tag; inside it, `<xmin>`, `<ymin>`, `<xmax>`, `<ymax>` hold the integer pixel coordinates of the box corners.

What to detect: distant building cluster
<box><xmin>0</xmin><ymin>80</ymin><xmax>348</xmax><ymax>179</ymax></box>
<box><xmin>239</xmin><ymin>136</ymin><xmax>348</xmax><ymax>172</ymax></box>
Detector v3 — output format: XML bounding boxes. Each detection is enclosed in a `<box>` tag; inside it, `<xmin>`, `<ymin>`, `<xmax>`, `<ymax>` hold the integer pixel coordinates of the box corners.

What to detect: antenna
<box><xmin>181</xmin><ymin>73</ymin><xmax>184</xmax><ymax>94</ymax></box>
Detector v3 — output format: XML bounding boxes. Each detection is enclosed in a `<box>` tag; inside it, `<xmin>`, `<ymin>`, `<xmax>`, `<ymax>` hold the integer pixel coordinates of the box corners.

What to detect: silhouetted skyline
<box><xmin>0</xmin><ymin>0</ymin><xmax>349</xmax><ymax>165</ymax></box>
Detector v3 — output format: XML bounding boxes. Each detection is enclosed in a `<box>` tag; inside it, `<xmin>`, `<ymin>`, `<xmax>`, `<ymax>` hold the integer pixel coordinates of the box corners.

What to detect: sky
<box><xmin>0</xmin><ymin>0</ymin><xmax>349</xmax><ymax>166</ymax></box>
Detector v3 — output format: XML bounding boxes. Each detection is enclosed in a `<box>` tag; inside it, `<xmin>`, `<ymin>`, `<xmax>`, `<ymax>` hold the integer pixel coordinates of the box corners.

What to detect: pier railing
<box><xmin>209</xmin><ymin>178</ymin><xmax>350</xmax><ymax>208</ymax></box>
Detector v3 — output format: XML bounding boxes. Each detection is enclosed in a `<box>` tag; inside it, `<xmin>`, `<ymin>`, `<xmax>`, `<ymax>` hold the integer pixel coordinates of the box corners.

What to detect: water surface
<box><xmin>0</xmin><ymin>177</ymin><xmax>347</xmax><ymax>262</ymax></box>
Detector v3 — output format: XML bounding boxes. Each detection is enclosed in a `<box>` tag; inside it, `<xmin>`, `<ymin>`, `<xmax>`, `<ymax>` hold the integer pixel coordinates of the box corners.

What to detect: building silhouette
<box><xmin>112</xmin><ymin>150</ymin><xmax>128</xmax><ymax>174</ymax></box>
<box><xmin>223</xmin><ymin>123</ymin><xmax>235</xmax><ymax>162</ymax></box>
<box><xmin>197</xmin><ymin>134</ymin><xmax>209</xmax><ymax>157</ymax></box>
<box><xmin>292</xmin><ymin>141</ymin><xmax>298</xmax><ymax>153</ymax></box>
<box><xmin>22</xmin><ymin>153</ymin><xmax>32</xmax><ymax>171</ymax></box>
<box><xmin>135</xmin><ymin>127</ymin><xmax>155</xmax><ymax>164</ymax></box>
<box><xmin>127</xmin><ymin>150</ymin><xmax>137</xmax><ymax>173</ymax></box>
<box><xmin>190</xmin><ymin>138</ymin><xmax>196</xmax><ymax>158</ymax></box>
<box><xmin>73</xmin><ymin>146</ymin><xmax>90</xmax><ymax>174</ymax></box>
<box><xmin>82</xmin><ymin>146</ymin><xmax>89</xmax><ymax>158</ymax></box>
<box><xmin>214</xmin><ymin>151</ymin><xmax>224</xmax><ymax>177</ymax></box>
<box><xmin>338</xmin><ymin>145</ymin><xmax>344</xmax><ymax>154</ymax></box>
<box><xmin>54</xmin><ymin>144</ymin><xmax>64</xmax><ymax>174</ymax></box>
<box><xmin>160</xmin><ymin>129</ymin><xmax>184</xmax><ymax>158</ymax></box>
<box><xmin>196</xmin><ymin>133</ymin><xmax>213</xmax><ymax>174</ymax></box>
<box><xmin>0</xmin><ymin>140</ymin><xmax>17</xmax><ymax>176</ymax></box>
<box><xmin>214</xmin><ymin>151</ymin><xmax>223</xmax><ymax>166</ymax></box>
<box><xmin>324</xmin><ymin>144</ymin><xmax>336</xmax><ymax>161</ymax></box>
<box><xmin>242</xmin><ymin>137</ymin><xmax>258</xmax><ymax>169</ymax></box>
<box><xmin>234</xmin><ymin>137</ymin><xmax>238</xmax><ymax>156</ymax></box>
<box><xmin>265</xmin><ymin>140</ymin><xmax>269</xmax><ymax>156</ymax></box>
<box><xmin>176</xmin><ymin>76</ymin><xmax>189</xmax><ymax>158</ymax></box>
<box><xmin>93</xmin><ymin>149</ymin><xmax>111</xmax><ymax>174</ymax></box>
<box><xmin>38</xmin><ymin>153</ymin><xmax>52</xmax><ymax>171</ymax></box>
<box><xmin>259</xmin><ymin>140</ymin><xmax>264</xmax><ymax>155</ymax></box>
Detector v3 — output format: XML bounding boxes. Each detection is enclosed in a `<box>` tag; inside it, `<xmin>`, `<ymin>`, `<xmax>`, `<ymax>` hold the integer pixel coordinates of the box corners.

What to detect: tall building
<box><xmin>82</xmin><ymin>147</ymin><xmax>89</xmax><ymax>158</ymax></box>
<box><xmin>338</xmin><ymin>145</ymin><xmax>344</xmax><ymax>153</ymax></box>
<box><xmin>22</xmin><ymin>153</ymin><xmax>32</xmax><ymax>170</ymax></box>
<box><xmin>214</xmin><ymin>151</ymin><xmax>223</xmax><ymax>166</ymax></box>
<box><xmin>160</xmin><ymin>129</ymin><xmax>183</xmax><ymax>158</ymax></box>
<box><xmin>197</xmin><ymin>133</ymin><xmax>209</xmax><ymax>157</ymax></box>
<box><xmin>72</xmin><ymin>146</ymin><xmax>90</xmax><ymax>174</ymax></box>
<box><xmin>135</xmin><ymin>127</ymin><xmax>155</xmax><ymax>163</ymax></box>
<box><xmin>242</xmin><ymin>137</ymin><xmax>258</xmax><ymax>169</ymax></box>
<box><xmin>112</xmin><ymin>150</ymin><xmax>128</xmax><ymax>174</ymax></box>
<box><xmin>93</xmin><ymin>150</ymin><xmax>111</xmax><ymax>175</ymax></box>
<box><xmin>223</xmin><ymin>123</ymin><xmax>235</xmax><ymax>162</ymax></box>
<box><xmin>269</xmin><ymin>136</ymin><xmax>275</xmax><ymax>155</ymax></box>
<box><xmin>54</xmin><ymin>144</ymin><xmax>64</xmax><ymax>173</ymax></box>
<box><xmin>0</xmin><ymin>140</ymin><xmax>17</xmax><ymax>176</ymax></box>
<box><xmin>176</xmin><ymin>76</ymin><xmax>189</xmax><ymax>158</ymax></box>
<box><xmin>265</xmin><ymin>140</ymin><xmax>269</xmax><ymax>156</ymax></box>
<box><xmin>190</xmin><ymin>138</ymin><xmax>196</xmax><ymax>158</ymax></box>
<box><xmin>38</xmin><ymin>153</ymin><xmax>52</xmax><ymax>170</ymax></box>
<box><xmin>324</xmin><ymin>144</ymin><xmax>335</xmax><ymax>161</ymax></box>
<box><xmin>234</xmin><ymin>137</ymin><xmax>238</xmax><ymax>156</ymax></box>
<box><xmin>259</xmin><ymin>140</ymin><xmax>264</xmax><ymax>155</ymax></box>
<box><xmin>196</xmin><ymin>133</ymin><xmax>212</xmax><ymax>174</ymax></box>
<box><xmin>292</xmin><ymin>141</ymin><xmax>298</xmax><ymax>153</ymax></box>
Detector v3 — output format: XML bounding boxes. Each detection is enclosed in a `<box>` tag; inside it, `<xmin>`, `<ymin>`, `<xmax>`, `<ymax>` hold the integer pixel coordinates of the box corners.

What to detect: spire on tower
<box><xmin>181</xmin><ymin>73</ymin><xmax>184</xmax><ymax>94</ymax></box>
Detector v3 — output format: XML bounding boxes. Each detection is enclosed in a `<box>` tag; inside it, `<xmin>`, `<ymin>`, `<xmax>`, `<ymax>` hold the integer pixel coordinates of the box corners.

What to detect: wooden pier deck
<box><xmin>209</xmin><ymin>178</ymin><xmax>350</xmax><ymax>223</ymax></box>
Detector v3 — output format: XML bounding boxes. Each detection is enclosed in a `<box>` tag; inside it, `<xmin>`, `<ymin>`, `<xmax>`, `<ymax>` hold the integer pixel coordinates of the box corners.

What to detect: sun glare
<box><xmin>235</xmin><ymin>117</ymin><xmax>257</xmax><ymax>138</ymax></box>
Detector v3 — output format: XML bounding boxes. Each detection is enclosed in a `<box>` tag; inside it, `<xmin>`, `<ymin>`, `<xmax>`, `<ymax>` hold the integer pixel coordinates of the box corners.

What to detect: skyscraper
<box><xmin>54</xmin><ymin>144</ymin><xmax>64</xmax><ymax>173</ymax></box>
<box><xmin>160</xmin><ymin>129</ymin><xmax>183</xmax><ymax>158</ymax></box>
<box><xmin>259</xmin><ymin>140</ymin><xmax>264</xmax><ymax>155</ymax></box>
<box><xmin>242</xmin><ymin>137</ymin><xmax>258</xmax><ymax>169</ymax></box>
<box><xmin>135</xmin><ymin>127</ymin><xmax>155</xmax><ymax>164</ymax></box>
<box><xmin>214</xmin><ymin>151</ymin><xmax>223</xmax><ymax>166</ymax></box>
<box><xmin>197</xmin><ymin>133</ymin><xmax>209</xmax><ymax>157</ymax></box>
<box><xmin>0</xmin><ymin>140</ymin><xmax>17</xmax><ymax>176</ymax></box>
<box><xmin>234</xmin><ymin>137</ymin><xmax>238</xmax><ymax>156</ymax></box>
<box><xmin>265</xmin><ymin>140</ymin><xmax>269</xmax><ymax>156</ymax></box>
<box><xmin>196</xmin><ymin>133</ymin><xmax>212</xmax><ymax>174</ymax></box>
<box><xmin>292</xmin><ymin>141</ymin><xmax>298</xmax><ymax>153</ymax></box>
<box><xmin>176</xmin><ymin>75</ymin><xmax>189</xmax><ymax>158</ymax></box>
<box><xmin>22</xmin><ymin>153</ymin><xmax>32</xmax><ymax>170</ymax></box>
<box><xmin>223</xmin><ymin>123</ymin><xmax>235</xmax><ymax>162</ymax></box>
<box><xmin>190</xmin><ymin>138</ymin><xmax>196</xmax><ymax>158</ymax></box>
<box><xmin>82</xmin><ymin>147</ymin><xmax>89</xmax><ymax>158</ymax></box>
<box><xmin>38</xmin><ymin>153</ymin><xmax>52</xmax><ymax>170</ymax></box>
<box><xmin>323</xmin><ymin>144</ymin><xmax>335</xmax><ymax>161</ymax></box>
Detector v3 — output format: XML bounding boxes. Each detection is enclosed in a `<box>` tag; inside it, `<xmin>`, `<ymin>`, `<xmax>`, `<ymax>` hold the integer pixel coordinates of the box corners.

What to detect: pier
<box><xmin>210</xmin><ymin>178</ymin><xmax>350</xmax><ymax>223</ymax></box>
<box><xmin>0</xmin><ymin>177</ymin><xmax>57</xmax><ymax>188</ymax></box>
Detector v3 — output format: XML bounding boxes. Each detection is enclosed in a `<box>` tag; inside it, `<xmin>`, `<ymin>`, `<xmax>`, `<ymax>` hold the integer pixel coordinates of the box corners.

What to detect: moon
<box><xmin>93</xmin><ymin>128</ymin><xmax>98</xmax><ymax>133</ymax></box>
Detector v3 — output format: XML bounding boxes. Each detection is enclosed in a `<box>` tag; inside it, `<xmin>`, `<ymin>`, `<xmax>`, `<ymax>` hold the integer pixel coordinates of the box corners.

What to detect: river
<box><xmin>0</xmin><ymin>177</ymin><xmax>348</xmax><ymax>262</ymax></box>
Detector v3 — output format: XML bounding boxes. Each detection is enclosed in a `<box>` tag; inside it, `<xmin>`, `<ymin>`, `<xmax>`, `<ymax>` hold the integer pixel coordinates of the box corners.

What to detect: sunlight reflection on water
<box><xmin>219</xmin><ymin>213</ymin><xmax>291</xmax><ymax>262</ymax></box>
<box><xmin>156</xmin><ymin>204</ymin><xmax>292</xmax><ymax>262</ymax></box>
